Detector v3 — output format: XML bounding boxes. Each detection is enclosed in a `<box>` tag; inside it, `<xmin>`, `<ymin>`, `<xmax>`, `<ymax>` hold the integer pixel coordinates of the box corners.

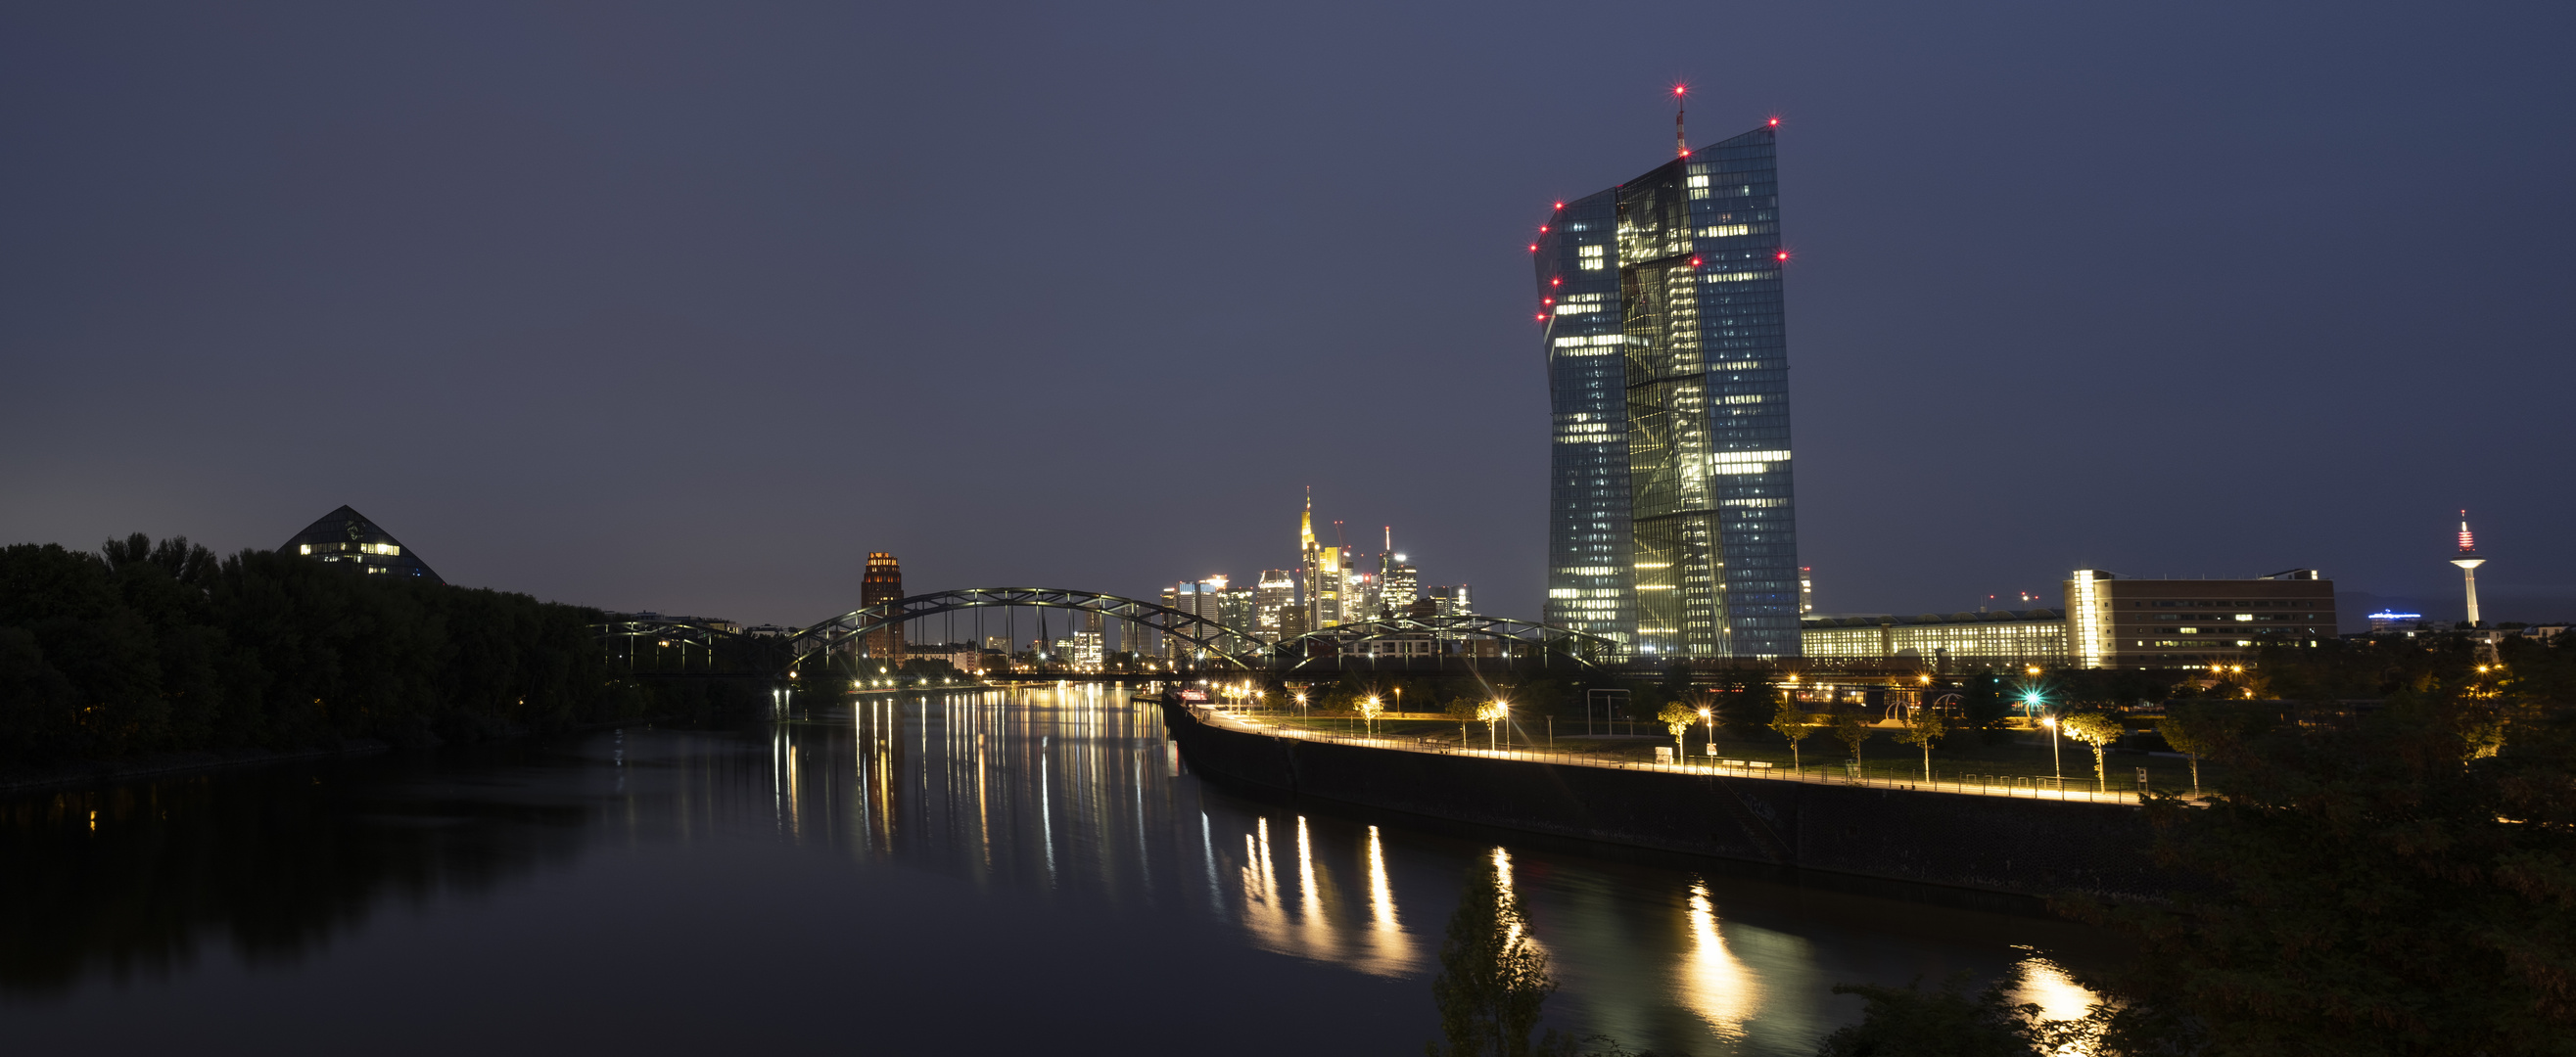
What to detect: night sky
<box><xmin>5</xmin><ymin>3</ymin><xmax>2570</xmax><ymax>631</ymax></box>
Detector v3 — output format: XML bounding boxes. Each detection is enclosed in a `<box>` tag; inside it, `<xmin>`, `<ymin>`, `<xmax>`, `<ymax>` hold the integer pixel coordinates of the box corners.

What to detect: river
<box><xmin>0</xmin><ymin>686</ymin><xmax>2111</xmax><ymax>1055</ymax></box>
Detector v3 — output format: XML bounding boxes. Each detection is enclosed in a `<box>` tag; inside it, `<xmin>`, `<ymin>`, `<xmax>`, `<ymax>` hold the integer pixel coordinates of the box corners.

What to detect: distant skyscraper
<box><xmin>861</xmin><ymin>552</ymin><xmax>905</xmax><ymax>662</ymax></box>
<box><xmin>2453</xmin><ymin>511</ymin><xmax>2486</xmax><ymax>626</ymax></box>
<box><xmin>1800</xmin><ymin>566</ymin><xmax>1814</xmax><ymax>615</ymax></box>
<box><xmin>1534</xmin><ymin>119</ymin><xmax>1802</xmax><ymax>659</ymax></box>
<box><xmin>1297</xmin><ymin>490</ymin><xmax>1341</xmax><ymax>629</ymax></box>
<box><xmin>282</xmin><ymin>505</ymin><xmax>444</xmax><ymax>583</ymax></box>
<box><xmin>1255</xmin><ymin>570</ymin><xmax>1297</xmax><ymax>638</ymax></box>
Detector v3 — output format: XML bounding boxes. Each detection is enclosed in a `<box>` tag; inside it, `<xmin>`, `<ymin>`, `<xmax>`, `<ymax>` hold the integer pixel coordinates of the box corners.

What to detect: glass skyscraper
<box><xmin>1536</xmin><ymin>123</ymin><xmax>1801</xmax><ymax>659</ymax></box>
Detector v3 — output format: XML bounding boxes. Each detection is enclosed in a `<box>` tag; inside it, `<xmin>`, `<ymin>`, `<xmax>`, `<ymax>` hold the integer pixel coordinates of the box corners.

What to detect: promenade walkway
<box><xmin>1186</xmin><ymin>707</ymin><xmax>2147</xmax><ymax>806</ymax></box>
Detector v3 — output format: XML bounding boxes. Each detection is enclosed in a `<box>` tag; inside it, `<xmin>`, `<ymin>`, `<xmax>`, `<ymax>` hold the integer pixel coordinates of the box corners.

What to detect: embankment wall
<box><xmin>1161</xmin><ymin>702</ymin><xmax>2166</xmax><ymax>898</ymax></box>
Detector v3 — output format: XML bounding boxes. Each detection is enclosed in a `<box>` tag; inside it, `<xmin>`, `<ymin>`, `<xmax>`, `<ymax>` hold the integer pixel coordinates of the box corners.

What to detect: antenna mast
<box><xmin>1673</xmin><ymin>83</ymin><xmax>1689</xmax><ymax>157</ymax></box>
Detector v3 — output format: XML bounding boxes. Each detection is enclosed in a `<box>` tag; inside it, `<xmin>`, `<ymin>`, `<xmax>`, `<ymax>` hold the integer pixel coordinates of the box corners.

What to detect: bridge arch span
<box><xmin>792</xmin><ymin>587</ymin><xmax>1260</xmax><ymax>669</ymax></box>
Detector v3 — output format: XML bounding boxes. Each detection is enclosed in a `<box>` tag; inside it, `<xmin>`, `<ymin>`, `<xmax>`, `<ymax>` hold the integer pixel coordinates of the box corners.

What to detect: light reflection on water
<box><xmin>2</xmin><ymin>684</ymin><xmax>2110</xmax><ymax>1056</ymax></box>
<box><xmin>818</xmin><ymin>686</ymin><xmax>2106</xmax><ymax>1053</ymax></box>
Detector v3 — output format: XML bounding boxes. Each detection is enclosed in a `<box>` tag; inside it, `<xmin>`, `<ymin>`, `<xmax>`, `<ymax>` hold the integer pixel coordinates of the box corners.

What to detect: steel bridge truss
<box><xmin>593</xmin><ymin>616</ymin><xmax>787</xmax><ymax>677</ymax></box>
<box><xmin>1273</xmin><ymin>614</ymin><xmax>1618</xmax><ymax>670</ymax></box>
<box><xmin>790</xmin><ymin>587</ymin><xmax>1262</xmax><ymax>669</ymax></box>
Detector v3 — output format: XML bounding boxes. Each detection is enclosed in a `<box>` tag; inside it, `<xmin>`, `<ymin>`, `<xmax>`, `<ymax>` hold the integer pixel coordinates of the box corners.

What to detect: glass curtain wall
<box><xmin>1539</xmin><ymin>189</ymin><xmax>1636</xmax><ymax>650</ymax></box>
<box><xmin>1537</xmin><ymin>124</ymin><xmax>1801</xmax><ymax>660</ymax></box>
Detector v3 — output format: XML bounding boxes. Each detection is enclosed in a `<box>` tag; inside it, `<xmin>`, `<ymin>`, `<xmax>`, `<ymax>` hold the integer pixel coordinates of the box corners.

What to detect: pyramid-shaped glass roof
<box><xmin>280</xmin><ymin>505</ymin><xmax>444</xmax><ymax>584</ymax></box>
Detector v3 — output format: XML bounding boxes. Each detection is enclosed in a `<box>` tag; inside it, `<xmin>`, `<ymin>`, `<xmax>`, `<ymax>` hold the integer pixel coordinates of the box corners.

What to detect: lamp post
<box><xmin>2042</xmin><ymin>714</ymin><xmax>2061</xmax><ymax>789</ymax></box>
<box><xmin>1697</xmin><ymin>706</ymin><xmax>1712</xmax><ymax>768</ymax></box>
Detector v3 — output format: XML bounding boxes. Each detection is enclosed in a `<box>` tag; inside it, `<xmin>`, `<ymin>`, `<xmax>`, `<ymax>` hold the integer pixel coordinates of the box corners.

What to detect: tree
<box><xmin>2061</xmin><ymin>688</ymin><xmax>2576</xmax><ymax>1056</ymax></box>
<box><xmin>1897</xmin><ymin>703</ymin><xmax>1948</xmax><ymax>782</ymax></box>
<box><xmin>1812</xmin><ymin>972</ymin><xmax>2070</xmax><ymax>1057</ymax></box>
<box><xmin>1427</xmin><ymin>851</ymin><xmax>1562</xmax><ymax>1057</ymax></box>
<box><xmin>1959</xmin><ymin>672</ymin><xmax>2013</xmax><ymax>744</ymax></box>
<box><xmin>1830</xmin><ymin>713</ymin><xmax>1871</xmax><ymax>773</ymax></box>
<box><xmin>1658</xmin><ymin>702</ymin><xmax>1697</xmax><ymax>761</ymax></box>
<box><xmin>1446</xmin><ymin>696</ymin><xmax>1480</xmax><ymax>745</ymax></box>
<box><xmin>1768</xmin><ymin>700</ymin><xmax>1816</xmax><ymax>773</ymax></box>
<box><xmin>2059</xmin><ymin>712</ymin><xmax>2125</xmax><ymax>791</ymax></box>
<box><xmin>1713</xmin><ymin>667</ymin><xmax>1776</xmax><ymax>739</ymax></box>
<box><xmin>2154</xmin><ymin>699</ymin><xmax>2250</xmax><ymax>798</ymax></box>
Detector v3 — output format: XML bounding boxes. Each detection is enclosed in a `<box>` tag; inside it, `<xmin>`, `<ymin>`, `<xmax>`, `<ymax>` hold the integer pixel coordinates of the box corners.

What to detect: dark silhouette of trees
<box><xmin>0</xmin><ymin>534</ymin><xmax>638</xmax><ymax>763</ymax></box>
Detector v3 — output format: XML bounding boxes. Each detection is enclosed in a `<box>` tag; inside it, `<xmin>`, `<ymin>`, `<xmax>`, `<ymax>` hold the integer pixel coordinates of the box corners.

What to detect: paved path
<box><xmin>1189</xmin><ymin>708</ymin><xmax>2144</xmax><ymax>806</ymax></box>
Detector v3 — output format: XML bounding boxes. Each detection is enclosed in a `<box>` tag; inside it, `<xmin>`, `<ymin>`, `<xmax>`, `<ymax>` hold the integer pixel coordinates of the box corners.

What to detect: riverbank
<box><xmin>1160</xmin><ymin>698</ymin><xmax>2171</xmax><ymax>898</ymax></box>
<box><xmin>0</xmin><ymin>739</ymin><xmax>395</xmax><ymax>796</ymax></box>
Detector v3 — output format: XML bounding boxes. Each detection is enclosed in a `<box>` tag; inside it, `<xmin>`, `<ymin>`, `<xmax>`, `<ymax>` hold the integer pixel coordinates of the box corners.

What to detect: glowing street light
<box><xmin>1697</xmin><ymin>706</ymin><xmax>1712</xmax><ymax>766</ymax></box>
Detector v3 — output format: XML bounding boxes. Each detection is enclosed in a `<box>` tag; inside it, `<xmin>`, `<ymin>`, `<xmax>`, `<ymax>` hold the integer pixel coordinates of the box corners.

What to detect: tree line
<box><xmin>0</xmin><ymin>533</ymin><xmax>685</xmax><ymax>764</ymax></box>
<box><xmin>1423</xmin><ymin>630</ymin><xmax>2576</xmax><ymax>1056</ymax></box>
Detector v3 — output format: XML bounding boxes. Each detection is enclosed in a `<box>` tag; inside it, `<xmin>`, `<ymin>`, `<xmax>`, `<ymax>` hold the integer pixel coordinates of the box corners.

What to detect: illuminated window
<box><xmin>1578</xmin><ymin>245</ymin><xmax>1606</xmax><ymax>270</ymax></box>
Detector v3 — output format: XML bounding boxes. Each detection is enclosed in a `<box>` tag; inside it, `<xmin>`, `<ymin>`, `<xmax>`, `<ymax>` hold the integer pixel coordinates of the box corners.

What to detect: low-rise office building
<box><xmin>1802</xmin><ymin>610</ymin><xmax>2069</xmax><ymax>669</ymax></box>
<box><xmin>2066</xmin><ymin>568</ymin><xmax>2336</xmax><ymax>668</ymax></box>
<box><xmin>1805</xmin><ymin>568</ymin><xmax>2339</xmax><ymax>670</ymax></box>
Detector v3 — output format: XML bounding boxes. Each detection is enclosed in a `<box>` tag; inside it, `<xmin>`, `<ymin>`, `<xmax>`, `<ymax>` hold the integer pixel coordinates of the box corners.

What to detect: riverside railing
<box><xmin>1184</xmin><ymin>707</ymin><xmax>2146</xmax><ymax>806</ymax></box>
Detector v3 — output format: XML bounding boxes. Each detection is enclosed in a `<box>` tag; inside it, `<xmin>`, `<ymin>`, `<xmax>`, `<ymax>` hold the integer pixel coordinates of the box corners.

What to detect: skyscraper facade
<box><xmin>1535</xmin><ymin>122</ymin><xmax>1803</xmax><ymax>659</ymax></box>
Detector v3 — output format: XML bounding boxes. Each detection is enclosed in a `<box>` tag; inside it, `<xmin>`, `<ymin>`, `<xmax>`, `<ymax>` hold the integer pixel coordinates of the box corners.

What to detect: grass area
<box><xmin>1242</xmin><ymin>712</ymin><xmax>2225</xmax><ymax>797</ymax></box>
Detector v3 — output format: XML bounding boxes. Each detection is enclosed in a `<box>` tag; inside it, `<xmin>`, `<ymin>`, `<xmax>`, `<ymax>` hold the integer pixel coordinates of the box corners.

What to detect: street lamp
<box><xmin>1697</xmin><ymin>706</ymin><xmax>1712</xmax><ymax>767</ymax></box>
<box><xmin>2042</xmin><ymin>715</ymin><xmax>2061</xmax><ymax>788</ymax></box>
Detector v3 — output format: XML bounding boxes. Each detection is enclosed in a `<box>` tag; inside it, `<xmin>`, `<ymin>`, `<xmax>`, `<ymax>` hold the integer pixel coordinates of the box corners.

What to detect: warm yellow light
<box><xmin>2042</xmin><ymin>717</ymin><xmax>2056</xmax><ymax>728</ymax></box>
<box><xmin>1696</xmin><ymin>707</ymin><xmax>1710</xmax><ymax>718</ymax></box>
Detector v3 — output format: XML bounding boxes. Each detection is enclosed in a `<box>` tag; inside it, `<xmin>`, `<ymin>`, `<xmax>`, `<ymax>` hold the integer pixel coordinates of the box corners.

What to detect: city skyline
<box><xmin>4</xmin><ymin>4</ymin><xmax>2569</xmax><ymax>628</ymax></box>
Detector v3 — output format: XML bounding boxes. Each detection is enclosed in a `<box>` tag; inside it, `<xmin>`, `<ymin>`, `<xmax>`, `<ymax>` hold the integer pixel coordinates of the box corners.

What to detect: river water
<box><xmin>1</xmin><ymin>687</ymin><xmax>2110</xmax><ymax>1055</ymax></box>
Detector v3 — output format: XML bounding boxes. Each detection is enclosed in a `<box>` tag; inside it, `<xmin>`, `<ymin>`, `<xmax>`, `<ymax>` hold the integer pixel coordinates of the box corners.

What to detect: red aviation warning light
<box><xmin>1553</xmin><ymin>201</ymin><xmax>1565</xmax><ymax>209</ymax></box>
<box><xmin>1769</xmin><ymin>116</ymin><xmax>1780</xmax><ymax>126</ymax></box>
<box><xmin>1688</xmin><ymin>256</ymin><xmax>1702</xmax><ymax>267</ymax></box>
<box><xmin>1527</xmin><ymin>244</ymin><xmax>1538</xmax><ymax>253</ymax></box>
<box><xmin>1776</xmin><ymin>251</ymin><xmax>1789</xmax><ymax>260</ymax></box>
<box><xmin>1549</xmin><ymin>277</ymin><xmax>1562</xmax><ymax>287</ymax></box>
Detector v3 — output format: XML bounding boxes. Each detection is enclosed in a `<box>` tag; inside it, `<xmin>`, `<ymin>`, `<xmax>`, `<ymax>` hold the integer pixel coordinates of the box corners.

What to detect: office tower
<box><xmin>1218</xmin><ymin>578</ymin><xmax>1257</xmax><ymax>638</ymax></box>
<box><xmin>1429</xmin><ymin>584</ymin><xmax>1473</xmax><ymax>618</ymax></box>
<box><xmin>1164</xmin><ymin>577</ymin><xmax>1227</xmax><ymax>661</ymax></box>
<box><xmin>1344</xmin><ymin>570</ymin><xmax>1379</xmax><ymax>625</ymax></box>
<box><xmin>1534</xmin><ymin>119</ymin><xmax>1802</xmax><ymax>659</ymax></box>
<box><xmin>861</xmin><ymin>552</ymin><xmax>905</xmax><ymax>662</ymax></box>
<box><xmin>1297</xmin><ymin>490</ymin><xmax>1341</xmax><ymax>629</ymax></box>
<box><xmin>1255</xmin><ymin>570</ymin><xmax>1297</xmax><ymax>638</ymax></box>
<box><xmin>1382</xmin><ymin>550</ymin><xmax>1418</xmax><ymax>619</ymax></box>
<box><xmin>2453</xmin><ymin>512</ymin><xmax>2486</xmax><ymax>626</ymax></box>
<box><xmin>282</xmin><ymin>505</ymin><xmax>444</xmax><ymax>583</ymax></box>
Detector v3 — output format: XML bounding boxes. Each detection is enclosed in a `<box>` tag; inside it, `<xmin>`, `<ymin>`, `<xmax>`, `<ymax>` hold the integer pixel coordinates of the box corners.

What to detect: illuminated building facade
<box><xmin>2064</xmin><ymin>569</ymin><xmax>2335</xmax><ymax>669</ymax></box>
<box><xmin>1255</xmin><ymin>571</ymin><xmax>1297</xmax><ymax>638</ymax></box>
<box><xmin>1297</xmin><ymin>490</ymin><xmax>1341</xmax><ymax>629</ymax></box>
<box><xmin>1536</xmin><ymin>122</ymin><xmax>1801</xmax><ymax>659</ymax></box>
<box><xmin>282</xmin><ymin>505</ymin><xmax>444</xmax><ymax>583</ymax></box>
<box><xmin>1803</xmin><ymin>611</ymin><xmax>2069</xmax><ymax>668</ymax></box>
<box><xmin>1381</xmin><ymin>554</ymin><xmax>1418</xmax><ymax>619</ymax></box>
<box><xmin>860</xmin><ymin>552</ymin><xmax>905</xmax><ymax>662</ymax></box>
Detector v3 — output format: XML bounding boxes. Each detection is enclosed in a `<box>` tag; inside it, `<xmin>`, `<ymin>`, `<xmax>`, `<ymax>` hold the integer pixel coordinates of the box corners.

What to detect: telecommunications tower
<box><xmin>2451</xmin><ymin>511</ymin><xmax>2486</xmax><ymax>626</ymax></box>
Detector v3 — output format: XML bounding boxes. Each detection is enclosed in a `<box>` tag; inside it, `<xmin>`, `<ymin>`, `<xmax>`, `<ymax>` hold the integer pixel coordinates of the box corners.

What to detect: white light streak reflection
<box><xmin>1357</xmin><ymin>825</ymin><xmax>1416</xmax><ymax>976</ymax></box>
<box><xmin>1680</xmin><ymin>881</ymin><xmax>1758</xmax><ymax>1041</ymax></box>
